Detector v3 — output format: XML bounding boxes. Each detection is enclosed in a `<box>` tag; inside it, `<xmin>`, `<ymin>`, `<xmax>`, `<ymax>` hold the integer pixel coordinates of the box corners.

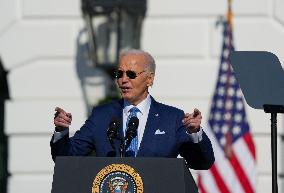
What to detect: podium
<box><xmin>51</xmin><ymin>157</ymin><xmax>198</xmax><ymax>193</ymax></box>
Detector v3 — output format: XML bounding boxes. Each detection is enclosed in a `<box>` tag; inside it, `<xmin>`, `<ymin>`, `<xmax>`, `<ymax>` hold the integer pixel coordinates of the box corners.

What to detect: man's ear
<box><xmin>147</xmin><ymin>73</ymin><xmax>155</xmax><ymax>87</ymax></box>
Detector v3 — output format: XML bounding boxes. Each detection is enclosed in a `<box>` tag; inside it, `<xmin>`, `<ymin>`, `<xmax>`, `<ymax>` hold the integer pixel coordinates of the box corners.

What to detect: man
<box><xmin>51</xmin><ymin>49</ymin><xmax>214</xmax><ymax>170</ymax></box>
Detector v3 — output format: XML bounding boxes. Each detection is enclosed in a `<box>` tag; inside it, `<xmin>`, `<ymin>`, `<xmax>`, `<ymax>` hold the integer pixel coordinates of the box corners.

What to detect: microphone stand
<box><xmin>119</xmin><ymin>136</ymin><xmax>134</xmax><ymax>157</ymax></box>
<box><xmin>119</xmin><ymin>117</ymin><xmax>139</xmax><ymax>157</ymax></box>
<box><xmin>119</xmin><ymin>137</ymin><xmax>126</xmax><ymax>157</ymax></box>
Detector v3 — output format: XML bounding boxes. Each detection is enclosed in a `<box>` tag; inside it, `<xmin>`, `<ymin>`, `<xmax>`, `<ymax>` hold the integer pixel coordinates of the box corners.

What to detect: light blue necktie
<box><xmin>126</xmin><ymin>107</ymin><xmax>139</xmax><ymax>157</ymax></box>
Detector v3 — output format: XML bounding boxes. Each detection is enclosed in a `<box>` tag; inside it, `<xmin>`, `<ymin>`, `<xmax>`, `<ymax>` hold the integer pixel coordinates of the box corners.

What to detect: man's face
<box><xmin>116</xmin><ymin>54</ymin><xmax>154</xmax><ymax>105</ymax></box>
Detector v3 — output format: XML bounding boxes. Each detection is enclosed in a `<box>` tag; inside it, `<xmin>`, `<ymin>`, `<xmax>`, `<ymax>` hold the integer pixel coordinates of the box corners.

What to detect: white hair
<box><xmin>119</xmin><ymin>49</ymin><xmax>156</xmax><ymax>74</ymax></box>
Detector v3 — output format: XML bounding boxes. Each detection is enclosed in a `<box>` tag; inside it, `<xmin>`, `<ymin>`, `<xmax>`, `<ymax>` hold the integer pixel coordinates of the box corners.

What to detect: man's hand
<box><xmin>54</xmin><ymin>107</ymin><xmax>72</xmax><ymax>131</ymax></box>
<box><xmin>182</xmin><ymin>108</ymin><xmax>202</xmax><ymax>133</ymax></box>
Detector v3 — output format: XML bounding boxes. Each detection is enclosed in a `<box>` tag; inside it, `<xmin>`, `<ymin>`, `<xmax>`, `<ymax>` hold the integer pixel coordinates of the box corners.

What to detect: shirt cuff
<box><xmin>186</xmin><ymin>128</ymin><xmax>203</xmax><ymax>143</ymax></box>
<box><xmin>53</xmin><ymin>129</ymin><xmax>69</xmax><ymax>143</ymax></box>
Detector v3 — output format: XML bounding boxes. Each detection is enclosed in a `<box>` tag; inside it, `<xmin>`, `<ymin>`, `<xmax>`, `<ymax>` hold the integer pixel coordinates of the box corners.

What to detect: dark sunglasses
<box><xmin>115</xmin><ymin>70</ymin><xmax>145</xmax><ymax>79</ymax></box>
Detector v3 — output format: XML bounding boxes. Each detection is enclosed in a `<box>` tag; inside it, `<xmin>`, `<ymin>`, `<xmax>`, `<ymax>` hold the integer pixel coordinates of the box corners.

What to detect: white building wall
<box><xmin>0</xmin><ymin>0</ymin><xmax>283</xmax><ymax>193</ymax></box>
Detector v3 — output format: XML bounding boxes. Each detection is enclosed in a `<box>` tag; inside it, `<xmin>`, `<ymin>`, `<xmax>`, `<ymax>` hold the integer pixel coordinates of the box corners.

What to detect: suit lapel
<box><xmin>111</xmin><ymin>99</ymin><xmax>124</xmax><ymax>126</ymax></box>
<box><xmin>137</xmin><ymin>97</ymin><xmax>161</xmax><ymax>156</ymax></box>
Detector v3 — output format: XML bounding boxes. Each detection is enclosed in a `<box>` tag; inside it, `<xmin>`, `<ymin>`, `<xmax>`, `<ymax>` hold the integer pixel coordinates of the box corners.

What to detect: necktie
<box><xmin>126</xmin><ymin>107</ymin><xmax>139</xmax><ymax>157</ymax></box>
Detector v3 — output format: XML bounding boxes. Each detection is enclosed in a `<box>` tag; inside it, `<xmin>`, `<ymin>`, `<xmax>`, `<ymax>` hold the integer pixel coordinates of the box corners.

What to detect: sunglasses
<box><xmin>115</xmin><ymin>70</ymin><xmax>146</xmax><ymax>79</ymax></box>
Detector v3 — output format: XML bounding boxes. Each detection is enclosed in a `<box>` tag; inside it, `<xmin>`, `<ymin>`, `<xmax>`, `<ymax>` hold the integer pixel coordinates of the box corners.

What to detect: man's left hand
<box><xmin>182</xmin><ymin>108</ymin><xmax>202</xmax><ymax>133</ymax></box>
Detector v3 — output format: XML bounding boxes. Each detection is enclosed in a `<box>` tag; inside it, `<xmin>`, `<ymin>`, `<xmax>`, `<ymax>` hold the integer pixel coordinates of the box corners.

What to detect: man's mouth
<box><xmin>120</xmin><ymin>86</ymin><xmax>131</xmax><ymax>93</ymax></box>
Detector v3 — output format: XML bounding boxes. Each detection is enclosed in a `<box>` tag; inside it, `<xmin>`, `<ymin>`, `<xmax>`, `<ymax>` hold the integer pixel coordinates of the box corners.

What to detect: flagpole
<box><xmin>227</xmin><ymin>0</ymin><xmax>233</xmax><ymax>27</ymax></box>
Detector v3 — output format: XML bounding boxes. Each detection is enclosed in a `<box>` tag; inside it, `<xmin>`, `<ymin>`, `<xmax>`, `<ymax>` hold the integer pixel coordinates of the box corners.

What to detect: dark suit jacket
<box><xmin>51</xmin><ymin>97</ymin><xmax>214</xmax><ymax>170</ymax></box>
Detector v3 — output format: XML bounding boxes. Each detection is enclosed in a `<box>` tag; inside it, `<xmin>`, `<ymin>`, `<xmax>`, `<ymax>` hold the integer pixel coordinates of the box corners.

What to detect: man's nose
<box><xmin>121</xmin><ymin>72</ymin><xmax>129</xmax><ymax>82</ymax></box>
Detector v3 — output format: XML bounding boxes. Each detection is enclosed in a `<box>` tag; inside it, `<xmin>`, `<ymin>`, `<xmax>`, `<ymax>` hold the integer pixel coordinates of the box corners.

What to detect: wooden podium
<box><xmin>51</xmin><ymin>157</ymin><xmax>198</xmax><ymax>193</ymax></box>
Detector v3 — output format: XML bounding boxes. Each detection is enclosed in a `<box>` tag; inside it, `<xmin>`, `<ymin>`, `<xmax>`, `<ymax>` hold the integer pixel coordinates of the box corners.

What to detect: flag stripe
<box><xmin>210</xmin><ymin>165</ymin><xmax>231</xmax><ymax>193</ymax></box>
<box><xmin>230</xmin><ymin>151</ymin><xmax>254</xmax><ymax>193</ymax></box>
<box><xmin>198</xmin><ymin>176</ymin><xmax>206</xmax><ymax>193</ymax></box>
<box><xmin>233</xmin><ymin>135</ymin><xmax>257</xmax><ymax>192</ymax></box>
<box><xmin>243</xmin><ymin>132</ymin><xmax>256</xmax><ymax>160</ymax></box>
<box><xmin>203</xmin><ymin>125</ymin><xmax>245</xmax><ymax>193</ymax></box>
<box><xmin>199</xmin><ymin>170</ymin><xmax>222</xmax><ymax>193</ymax></box>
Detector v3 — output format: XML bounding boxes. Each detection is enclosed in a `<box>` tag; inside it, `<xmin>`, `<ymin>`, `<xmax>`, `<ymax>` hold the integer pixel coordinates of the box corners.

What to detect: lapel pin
<box><xmin>155</xmin><ymin>113</ymin><xmax>159</xmax><ymax>117</ymax></box>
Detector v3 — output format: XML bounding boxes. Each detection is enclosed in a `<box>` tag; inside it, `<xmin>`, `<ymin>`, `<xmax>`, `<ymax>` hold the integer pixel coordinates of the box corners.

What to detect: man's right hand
<box><xmin>54</xmin><ymin>107</ymin><xmax>72</xmax><ymax>131</ymax></box>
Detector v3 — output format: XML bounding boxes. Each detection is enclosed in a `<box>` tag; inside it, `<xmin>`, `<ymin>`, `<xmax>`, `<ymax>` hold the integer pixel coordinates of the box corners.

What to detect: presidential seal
<box><xmin>92</xmin><ymin>164</ymin><xmax>143</xmax><ymax>193</ymax></box>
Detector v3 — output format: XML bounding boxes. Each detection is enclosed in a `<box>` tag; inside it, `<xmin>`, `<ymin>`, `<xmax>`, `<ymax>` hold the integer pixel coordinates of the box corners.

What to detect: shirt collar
<box><xmin>123</xmin><ymin>94</ymin><xmax>151</xmax><ymax>115</ymax></box>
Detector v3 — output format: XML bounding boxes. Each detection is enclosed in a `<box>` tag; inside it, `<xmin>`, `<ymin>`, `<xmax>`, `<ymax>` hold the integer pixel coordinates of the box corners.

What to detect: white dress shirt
<box><xmin>123</xmin><ymin>94</ymin><xmax>152</xmax><ymax>149</ymax></box>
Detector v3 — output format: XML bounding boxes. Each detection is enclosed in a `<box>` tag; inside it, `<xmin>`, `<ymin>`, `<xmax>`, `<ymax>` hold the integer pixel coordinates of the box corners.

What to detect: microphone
<box><xmin>125</xmin><ymin>117</ymin><xmax>139</xmax><ymax>149</ymax></box>
<box><xmin>107</xmin><ymin>117</ymin><xmax>121</xmax><ymax>149</ymax></box>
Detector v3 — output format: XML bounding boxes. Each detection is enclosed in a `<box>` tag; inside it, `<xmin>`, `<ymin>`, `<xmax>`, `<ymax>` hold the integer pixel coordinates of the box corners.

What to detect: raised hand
<box><xmin>182</xmin><ymin>108</ymin><xmax>202</xmax><ymax>133</ymax></box>
<box><xmin>53</xmin><ymin>107</ymin><xmax>72</xmax><ymax>131</ymax></box>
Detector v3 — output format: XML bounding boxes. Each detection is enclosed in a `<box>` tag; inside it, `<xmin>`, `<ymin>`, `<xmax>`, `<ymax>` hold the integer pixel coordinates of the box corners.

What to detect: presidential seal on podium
<box><xmin>92</xmin><ymin>164</ymin><xmax>143</xmax><ymax>193</ymax></box>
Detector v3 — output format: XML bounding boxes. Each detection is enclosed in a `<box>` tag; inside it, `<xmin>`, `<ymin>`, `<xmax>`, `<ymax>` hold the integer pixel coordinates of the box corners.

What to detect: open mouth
<box><xmin>120</xmin><ymin>86</ymin><xmax>131</xmax><ymax>93</ymax></box>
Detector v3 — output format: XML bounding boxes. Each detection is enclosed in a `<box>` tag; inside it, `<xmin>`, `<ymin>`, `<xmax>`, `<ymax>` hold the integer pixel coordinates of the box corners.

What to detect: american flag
<box><xmin>197</xmin><ymin>2</ymin><xmax>257</xmax><ymax>193</ymax></box>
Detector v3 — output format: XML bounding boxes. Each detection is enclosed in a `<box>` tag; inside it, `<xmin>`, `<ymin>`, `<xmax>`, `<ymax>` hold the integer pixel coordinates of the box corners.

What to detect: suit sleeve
<box><xmin>176</xmin><ymin>111</ymin><xmax>215</xmax><ymax>170</ymax></box>
<box><xmin>179</xmin><ymin>132</ymin><xmax>215</xmax><ymax>170</ymax></box>
<box><xmin>50</xmin><ymin>109</ymin><xmax>97</xmax><ymax>161</ymax></box>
